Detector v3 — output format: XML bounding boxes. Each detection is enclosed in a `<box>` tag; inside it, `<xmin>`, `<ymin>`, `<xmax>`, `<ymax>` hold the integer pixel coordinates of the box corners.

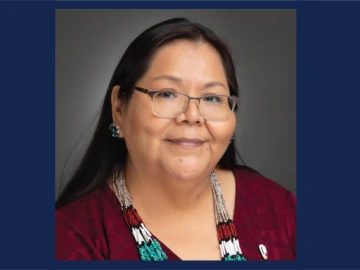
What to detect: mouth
<box><xmin>166</xmin><ymin>138</ymin><xmax>205</xmax><ymax>147</ymax></box>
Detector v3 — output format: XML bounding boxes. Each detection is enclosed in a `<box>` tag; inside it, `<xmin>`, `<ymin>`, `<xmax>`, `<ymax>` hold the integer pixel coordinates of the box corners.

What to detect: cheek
<box><xmin>206</xmin><ymin>117</ymin><xmax>236</xmax><ymax>158</ymax></box>
<box><xmin>122</xmin><ymin>117</ymin><xmax>159</xmax><ymax>163</ymax></box>
<box><xmin>208</xmin><ymin>116</ymin><xmax>236</xmax><ymax>144</ymax></box>
<box><xmin>123</xmin><ymin>108</ymin><xmax>169</xmax><ymax>150</ymax></box>
<box><xmin>122</xmin><ymin>98</ymin><xmax>155</xmax><ymax>136</ymax></box>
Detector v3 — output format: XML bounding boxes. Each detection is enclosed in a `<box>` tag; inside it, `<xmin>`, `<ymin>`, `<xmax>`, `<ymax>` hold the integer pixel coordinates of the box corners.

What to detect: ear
<box><xmin>111</xmin><ymin>85</ymin><xmax>125</xmax><ymax>137</ymax></box>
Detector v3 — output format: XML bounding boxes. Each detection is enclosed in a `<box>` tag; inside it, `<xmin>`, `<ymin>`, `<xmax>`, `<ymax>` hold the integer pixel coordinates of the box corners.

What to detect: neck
<box><xmin>123</xmin><ymin>162</ymin><xmax>214</xmax><ymax>217</ymax></box>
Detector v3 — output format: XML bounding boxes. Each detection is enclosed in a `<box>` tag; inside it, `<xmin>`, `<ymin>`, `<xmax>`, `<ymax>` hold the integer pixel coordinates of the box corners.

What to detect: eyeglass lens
<box><xmin>151</xmin><ymin>91</ymin><xmax>235</xmax><ymax>121</ymax></box>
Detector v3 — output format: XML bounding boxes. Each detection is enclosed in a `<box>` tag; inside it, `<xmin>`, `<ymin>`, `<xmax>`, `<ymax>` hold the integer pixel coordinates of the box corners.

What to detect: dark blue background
<box><xmin>1</xmin><ymin>0</ymin><xmax>359</xmax><ymax>269</ymax></box>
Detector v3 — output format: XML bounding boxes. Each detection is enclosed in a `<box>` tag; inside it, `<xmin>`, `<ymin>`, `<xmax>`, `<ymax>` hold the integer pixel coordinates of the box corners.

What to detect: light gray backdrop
<box><xmin>56</xmin><ymin>9</ymin><xmax>296</xmax><ymax>199</ymax></box>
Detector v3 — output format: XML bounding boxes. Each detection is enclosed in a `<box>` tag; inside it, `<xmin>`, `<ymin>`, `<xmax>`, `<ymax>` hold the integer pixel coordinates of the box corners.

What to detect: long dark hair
<box><xmin>56</xmin><ymin>18</ymin><xmax>258</xmax><ymax>209</ymax></box>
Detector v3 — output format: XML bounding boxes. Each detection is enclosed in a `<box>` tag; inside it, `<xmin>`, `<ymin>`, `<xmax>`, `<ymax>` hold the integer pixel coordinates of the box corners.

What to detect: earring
<box><xmin>109</xmin><ymin>122</ymin><xmax>120</xmax><ymax>138</ymax></box>
<box><xmin>229</xmin><ymin>135</ymin><xmax>235</xmax><ymax>144</ymax></box>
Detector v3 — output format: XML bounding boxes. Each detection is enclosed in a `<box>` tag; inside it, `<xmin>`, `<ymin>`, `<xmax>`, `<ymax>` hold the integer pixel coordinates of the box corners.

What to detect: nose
<box><xmin>175</xmin><ymin>98</ymin><xmax>205</xmax><ymax>125</ymax></box>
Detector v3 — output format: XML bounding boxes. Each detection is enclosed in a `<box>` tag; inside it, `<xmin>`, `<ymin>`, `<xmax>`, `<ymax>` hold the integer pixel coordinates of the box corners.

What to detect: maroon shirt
<box><xmin>56</xmin><ymin>168</ymin><xmax>296</xmax><ymax>260</ymax></box>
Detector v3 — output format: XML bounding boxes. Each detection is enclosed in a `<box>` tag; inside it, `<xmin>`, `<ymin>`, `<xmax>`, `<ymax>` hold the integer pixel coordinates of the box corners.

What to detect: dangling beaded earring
<box><xmin>109</xmin><ymin>122</ymin><xmax>120</xmax><ymax>138</ymax></box>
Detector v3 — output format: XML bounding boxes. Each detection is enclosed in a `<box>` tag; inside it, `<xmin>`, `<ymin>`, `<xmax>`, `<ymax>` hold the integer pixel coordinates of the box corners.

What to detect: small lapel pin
<box><xmin>259</xmin><ymin>244</ymin><xmax>268</xmax><ymax>260</ymax></box>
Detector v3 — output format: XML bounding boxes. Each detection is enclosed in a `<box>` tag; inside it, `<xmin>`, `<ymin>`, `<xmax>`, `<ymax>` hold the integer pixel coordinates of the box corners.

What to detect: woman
<box><xmin>56</xmin><ymin>18</ymin><xmax>296</xmax><ymax>261</ymax></box>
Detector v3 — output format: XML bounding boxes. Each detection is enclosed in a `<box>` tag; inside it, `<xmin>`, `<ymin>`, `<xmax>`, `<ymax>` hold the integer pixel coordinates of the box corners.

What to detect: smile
<box><xmin>166</xmin><ymin>138</ymin><xmax>205</xmax><ymax>147</ymax></box>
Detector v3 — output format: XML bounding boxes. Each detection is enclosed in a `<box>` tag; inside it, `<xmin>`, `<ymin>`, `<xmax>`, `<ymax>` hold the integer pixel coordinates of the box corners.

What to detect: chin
<box><xmin>165</xmin><ymin>159</ymin><xmax>209</xmax><ymax>181</ymax></box>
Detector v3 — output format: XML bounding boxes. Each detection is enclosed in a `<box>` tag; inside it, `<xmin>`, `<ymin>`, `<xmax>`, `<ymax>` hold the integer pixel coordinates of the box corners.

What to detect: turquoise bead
<box><xmin>138</xmin><ymin>240</ymin><xmax>167</xmax><ymax>261</ymax></box>
<box><xmin>224</xmin><ymin>254</ymin><xmax>245</xmax><ymax>261</ymax></box>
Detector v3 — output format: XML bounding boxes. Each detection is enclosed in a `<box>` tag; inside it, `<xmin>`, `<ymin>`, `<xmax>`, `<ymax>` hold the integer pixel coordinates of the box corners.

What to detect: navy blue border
<box><xmin>1</xmin><ymin>0</ymin><xmax>360</xmax><ymax>269</ymax></box>
<box><xmin>55</xmin><ymin>1</ymin><xmax>297</xmax><ymax>8</ymax></box>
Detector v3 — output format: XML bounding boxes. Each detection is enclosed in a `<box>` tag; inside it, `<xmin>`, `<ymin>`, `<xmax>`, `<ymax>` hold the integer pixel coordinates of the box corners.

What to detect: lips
<box><xmin>167</xmin><ymin>138</ymin><xmax>205</xmax><ymax>147</ymax></box>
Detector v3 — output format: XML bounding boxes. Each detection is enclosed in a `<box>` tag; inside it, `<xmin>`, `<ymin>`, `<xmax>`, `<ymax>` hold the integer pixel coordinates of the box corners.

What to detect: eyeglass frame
<box><xmin>133</xmin><ymin>86</ymin><xmax>238</xmax><ymax>122</ymax></box>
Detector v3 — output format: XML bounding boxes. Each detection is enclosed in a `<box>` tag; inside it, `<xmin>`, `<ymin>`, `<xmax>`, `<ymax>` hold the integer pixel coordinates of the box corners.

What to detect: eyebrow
<box><xmin>152</xmin><ymin>75</ymin><xmax>227</xmax><ymax>90</ymax></box>
<box><xmin>152</xmin><ymin>75</ymin><xmax>182</xmax><ymax>83</ymax></box>
<box><xmin>203</xmin><ymin>81</ymin><xmax>227</xmax><ymax>90</ymax></box>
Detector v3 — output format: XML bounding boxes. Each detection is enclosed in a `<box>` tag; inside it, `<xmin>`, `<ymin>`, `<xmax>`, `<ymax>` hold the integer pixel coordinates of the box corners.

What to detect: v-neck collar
<box><xmin>103</xmin><ymin>169</ymin><xmax>240</xmax><ymax>261</ymax></box>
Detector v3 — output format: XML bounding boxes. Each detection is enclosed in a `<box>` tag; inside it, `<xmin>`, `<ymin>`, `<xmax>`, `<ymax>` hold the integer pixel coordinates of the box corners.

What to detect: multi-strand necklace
<box><xmin>112</xmin><ymin>167</ymin><xmax>246</xmax><ymax>261</ymax></box>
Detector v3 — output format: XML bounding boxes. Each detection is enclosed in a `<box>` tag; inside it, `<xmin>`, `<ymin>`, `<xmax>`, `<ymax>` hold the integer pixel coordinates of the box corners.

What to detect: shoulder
<box><xmin>233</xmin><ymin>167</ymin><xmax>291</xmax><ymax>193</ymax></box>
<box><xmin>55</xmin><ymin>186</ymin><xmax>121</xmax><ymax>260</ymax></box>
<box><xmin>56</xmin><ymin>185</ymin><xmax>123</xmax><ymax>241</ymax></box>
<box><xmin>57</xmin><ymin>186</ymin><xmax>115</xmax><ymax>224</ymax></box>
<box><xmin>232</xmin><ymin>168</ymin><xmax>296</xmax><ymax>260</ymax></box>
<box><xmin>233</xmin><ymin>167</ymin><xmax>296</xmax><ymax>209</ymax></box>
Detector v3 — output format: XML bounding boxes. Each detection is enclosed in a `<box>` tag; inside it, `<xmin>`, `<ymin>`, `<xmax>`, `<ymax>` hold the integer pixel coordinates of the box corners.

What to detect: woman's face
<box><xmin>113</xmin><ymin>40</ymin><xmax>236</xmax><ymax>181</ymax></box>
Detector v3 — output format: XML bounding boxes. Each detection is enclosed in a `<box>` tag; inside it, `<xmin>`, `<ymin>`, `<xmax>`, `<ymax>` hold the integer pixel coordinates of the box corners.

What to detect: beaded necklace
<box><xmin>112</xmin><ymin>167</ymin><xmax>246</xmax><ymax>261</ymax></box>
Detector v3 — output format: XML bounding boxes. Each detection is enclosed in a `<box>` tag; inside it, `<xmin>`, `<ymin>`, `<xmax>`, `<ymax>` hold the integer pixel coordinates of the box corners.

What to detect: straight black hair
<box><xmin>56</xmin><ymin>18</ymin><xmax>258</xmax><ymax>210</ymax></box>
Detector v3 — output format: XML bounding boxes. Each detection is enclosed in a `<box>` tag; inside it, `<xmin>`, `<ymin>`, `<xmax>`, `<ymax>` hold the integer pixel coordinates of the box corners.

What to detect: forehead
<box><xmin>141</xmin><ymin>40</ymin><xmax>227</xmax><ymax>86</ymax></box>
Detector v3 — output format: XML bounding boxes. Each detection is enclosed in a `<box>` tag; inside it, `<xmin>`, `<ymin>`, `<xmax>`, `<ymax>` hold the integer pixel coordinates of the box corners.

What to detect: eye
<box><xmin>203</xmin><ymin>95</ymin><xmax>221</xmax><ymax>103</ymax></box>
<box><xmin>155</xmin><ymin>90</ymin><xmax>177</xmax><ymax>99</ymax></box>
